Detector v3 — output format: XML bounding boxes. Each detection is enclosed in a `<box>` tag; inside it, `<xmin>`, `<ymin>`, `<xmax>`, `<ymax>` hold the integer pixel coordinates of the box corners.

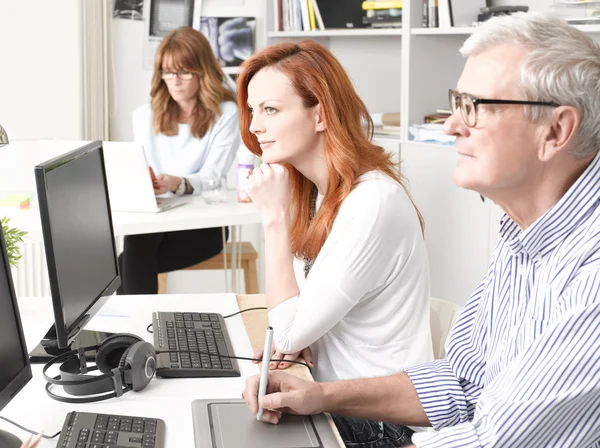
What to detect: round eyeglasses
<box><xmin>448</xmin><ymin>89</ymin><xmax>560</xmax><ymax>128</ymax></box>
<box><xmin>160</xmin><ymin>71</ymin><xmax>194</xmax><ymax>81</ymax></box>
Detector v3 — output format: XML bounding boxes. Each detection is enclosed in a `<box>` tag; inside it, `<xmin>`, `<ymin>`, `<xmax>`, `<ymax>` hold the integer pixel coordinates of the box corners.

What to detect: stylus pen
<box><xmin>256</xmin><ymin>326</ymin><xmax>273</xmax><ymax>421</ymax></box>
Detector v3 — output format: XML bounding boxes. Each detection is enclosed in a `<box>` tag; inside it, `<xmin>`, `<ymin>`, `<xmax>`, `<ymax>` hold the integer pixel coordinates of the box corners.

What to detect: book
<box><xmin>438</xmin><ymin>0</ymin><xmax>453</xmax><ymax>27</ymax></box>
<box><xmin>300</xmin><ymin>0</ymin><xmax>310</xmax><ymax>30</ymax></box>
<box><xmin>307</xmin><ymin>0</ymin><xmax>316</xmax><ymax>30</ymax></box>
<box><xmin>428</xmin><ymin>0</ymin><xmax>439</xmax><ymax>27</ymax></box>
<box><xmin>362</xmin><ymin>1</ymin><xmax>403</xmax><ymax>9</ymax></box>
<box><xmin>424</xmin><ymin>113</ymin><xmax>450</xmax><ymax>124</ymax></box>
<box><xmin>312</xmin><ymin>0</ymin><xmax>325</xmax><ymax>30</ymax></box>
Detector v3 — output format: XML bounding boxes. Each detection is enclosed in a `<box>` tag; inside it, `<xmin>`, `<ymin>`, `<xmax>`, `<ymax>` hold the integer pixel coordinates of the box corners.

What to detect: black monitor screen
<box><xmin>0</xmin><ymin>228</ymin><xmax>32</xmax><ymax>411</ymax></box>
<box><xmin>35</xmin><ymin>141</ymin><xmax>120</xmax><ymax>349</ymax></box>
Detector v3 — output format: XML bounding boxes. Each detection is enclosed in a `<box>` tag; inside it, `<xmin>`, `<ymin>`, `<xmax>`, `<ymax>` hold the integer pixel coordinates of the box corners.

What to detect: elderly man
<box><xmin>242</xmin><ymin>12</ymin><xmax>600</xmax><ymax>448</ymax></box>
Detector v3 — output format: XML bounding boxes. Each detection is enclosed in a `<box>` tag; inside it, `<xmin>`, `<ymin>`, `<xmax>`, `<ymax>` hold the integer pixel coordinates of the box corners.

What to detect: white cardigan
<box><xmin>268</xmin><ymin>171</ymin><xmax>433</xmax><ymax>382</ymax></box>
<box><xmin>132</xmin><ymin>101</ymin><xmax>239</xmax><ymax>194</ymax></box>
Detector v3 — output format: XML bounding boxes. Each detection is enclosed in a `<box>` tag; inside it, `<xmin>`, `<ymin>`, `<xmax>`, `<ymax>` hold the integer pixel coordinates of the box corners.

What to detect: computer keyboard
<box><xmin>152</xmin><ymin>311</ymin><xmax>240</xmax><ymax>378</ymax></box>
<box><xmin>56</xmin><ymin>411</ymin><xmax>166</xmax><ymax>448</ymax></box>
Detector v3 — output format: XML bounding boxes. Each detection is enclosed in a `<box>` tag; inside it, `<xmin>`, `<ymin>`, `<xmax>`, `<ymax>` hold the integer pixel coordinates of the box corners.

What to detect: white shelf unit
<box><xmin>411</xmin><ymin>26</ymin><xmax>476</xmax><ymax>35</ymax></box>
<box><xmin>259</xmin><ymin>0</ymin><xmax>600</xmax><ymax>305</ymax></box>
<box><xmin>268</xmin><ymin>28</ymin><xmax>403</xmax><ymax>37</ymax></box>
<box><xmin>222</xmin><ymin>66</ymin><xmax>240</xmax><ymax>75</ymax></box>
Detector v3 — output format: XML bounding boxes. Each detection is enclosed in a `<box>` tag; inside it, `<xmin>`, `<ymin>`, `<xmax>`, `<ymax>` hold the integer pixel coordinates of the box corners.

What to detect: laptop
<box><xmin>102</xmin><ymin>141</ymin><xmax>190</xmax><ymax>213</ymax></box>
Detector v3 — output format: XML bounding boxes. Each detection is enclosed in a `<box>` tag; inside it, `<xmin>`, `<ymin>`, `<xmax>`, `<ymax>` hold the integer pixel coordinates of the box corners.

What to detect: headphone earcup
<box><xmin>119</xmin><ymin>341</ymin><xmax>156</xmax><ymax>392</ymax></box>
<box><xmin>96</xmin><ymin>334</ymin><xmax>143</xmax><ymax>373</ymax></box>
<box><xmin>118</xmin><ymin>345</ymin><xmax>133</xmax><ymax>370</ymax></box>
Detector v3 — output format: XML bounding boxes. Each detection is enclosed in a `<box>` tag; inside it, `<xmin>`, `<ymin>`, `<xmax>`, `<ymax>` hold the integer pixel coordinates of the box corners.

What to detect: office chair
<box><xmin>430</xmin><ymin>297</ymin><xmax>462</xmax><ymax>359</ymax></box>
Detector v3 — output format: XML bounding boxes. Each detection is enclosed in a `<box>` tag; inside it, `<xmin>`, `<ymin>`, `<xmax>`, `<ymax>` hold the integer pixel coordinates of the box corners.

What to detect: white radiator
<box><xmin>10</xmin><ymin>236</ymin><xmax>124</xmax><ymax>298</ymax></box>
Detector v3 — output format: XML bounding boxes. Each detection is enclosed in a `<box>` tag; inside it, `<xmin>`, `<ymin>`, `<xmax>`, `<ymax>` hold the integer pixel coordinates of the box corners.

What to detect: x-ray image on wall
<box><xmin>198</xmin><ymin>17</ymin><xmax>256</xmax><ymax>68</ymax></box>
<box><xmin>113</xmin><ymin>0</ymin><xmax>144</xmax><ymax>20</ymax></box>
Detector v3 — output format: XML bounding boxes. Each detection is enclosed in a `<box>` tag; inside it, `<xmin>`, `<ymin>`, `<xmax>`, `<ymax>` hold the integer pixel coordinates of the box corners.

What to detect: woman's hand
<box><xmin>247</xmin><ymin>164</ymin><xmax>292</xmax><ymax>226</ymax></box>
<box><xmin>253</xmin><ymin>346</ymin><xmax>314</xmax><ymax>370</ymax></box>
<box><xmin>20</xmin><ymin>433</ymin><xmax>42</xmax><ymax>448</ymax></box>
<box><xmin>154</xmin><ymin>174</ymin><xmax>180</xmax><ymax>195</ymax></box>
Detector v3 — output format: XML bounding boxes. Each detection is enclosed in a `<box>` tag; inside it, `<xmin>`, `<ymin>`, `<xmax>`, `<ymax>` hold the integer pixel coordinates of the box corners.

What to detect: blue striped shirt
<box><xmin>406</xmin><ymin>152</ymin><xmax>600</xmax><ymax>448</ymax></box>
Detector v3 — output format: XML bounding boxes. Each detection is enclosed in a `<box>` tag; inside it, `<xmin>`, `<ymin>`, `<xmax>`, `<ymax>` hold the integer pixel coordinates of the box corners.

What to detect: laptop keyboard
<box><xmin>56</xmin><ymin>411</ymin><xmax>165</xmax><ymax>448</ymax></box>
<box><xmin>153</xmin><ymin>311</ymin><xmax>240</xmax><ymax>378</ymax></box>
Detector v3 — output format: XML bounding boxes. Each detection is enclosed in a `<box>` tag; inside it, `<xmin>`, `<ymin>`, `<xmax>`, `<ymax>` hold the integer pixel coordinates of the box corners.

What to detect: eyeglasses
<box><xmin>160</xmin><ymin>70</ymin><xmax>194</xmax><ymax>81</ymax></box>
<box><xmin>448</xmin><ymin>89</ymin><xmax>560</xmax><ymax>128</ymax></box>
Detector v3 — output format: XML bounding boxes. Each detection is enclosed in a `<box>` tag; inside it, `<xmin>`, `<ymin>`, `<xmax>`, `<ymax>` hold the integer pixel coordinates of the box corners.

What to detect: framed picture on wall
<box><xmin>198</xmin><ymin>17</ymin><xmax>256</xmax><ymax>68</ymax></box>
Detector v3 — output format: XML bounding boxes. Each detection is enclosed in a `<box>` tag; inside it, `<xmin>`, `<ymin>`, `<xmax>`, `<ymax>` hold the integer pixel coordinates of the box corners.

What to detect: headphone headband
<box><xmin>43</xmin><ymin>335</ymin><xmax>155</xmax><ymax>404</ymax></box>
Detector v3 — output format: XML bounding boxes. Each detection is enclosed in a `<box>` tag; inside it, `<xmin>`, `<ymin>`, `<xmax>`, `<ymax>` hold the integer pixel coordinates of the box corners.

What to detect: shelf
<box><xmin>267</xmin><ymin>29</ymin><xmax>403</xmax><ymax>38</ymax></box>
<box><xmin>222</xmin><ymin>67</ymin><xmax>239</xmax><ymax>75</ymax></box>
<box><xmin>403</xmin><ymin>140</ymin><xmax>455</xmax><ymax>149</ymax></box>
<box><xmin>411</xmin><ymin>27</ymin><xmax>475</xmax><ymax>35</ymax></box>
<box><xmin>372</xmin><ymin>134</ymin><xmax>402</xmax><ymax>145</ymax></box>
<box><xmin>573</xmin><ymin>24</ymin><xmax>600</xmax><ymax>33</ymax></box>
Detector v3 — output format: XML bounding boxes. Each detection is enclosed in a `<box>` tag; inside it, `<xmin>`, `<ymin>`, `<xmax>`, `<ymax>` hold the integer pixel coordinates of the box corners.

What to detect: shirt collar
<box><xmin>499</xmin><ymin>150</ymin><xmax>600</xmax><ymax>258</ymax></box>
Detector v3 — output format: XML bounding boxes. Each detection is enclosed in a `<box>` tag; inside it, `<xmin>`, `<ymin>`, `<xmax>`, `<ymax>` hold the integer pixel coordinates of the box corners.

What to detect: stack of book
<box><xmin>552</xmin><ymin>0</ymin><xmax>600</xmax><ymax>26</ymax></box>
<box><xmin>371</xmin><ymin>112</ymin><xmax>401</xmax><ymax>137</ymax></box>
<box><xmin>424</xmin><ymin>111</ymin><xmax>451</xmax><ymax>124</ymax></box>
<box><xmin>362</xmin><ymin>1</ymin><xmax>403</xmax><ymax>28</ymax></box>
<box><xmin>273</xmin><ymin>0</ymin><xmax>325</xmax><ymax>32</ymax></box>
<box><xmin>422</xmin><ymin>0</ymin><xmax>454</xmax><ymax>28</ymax></box>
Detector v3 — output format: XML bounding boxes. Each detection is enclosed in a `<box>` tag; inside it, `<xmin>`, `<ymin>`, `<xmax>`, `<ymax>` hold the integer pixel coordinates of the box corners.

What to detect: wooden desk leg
<box><xmin>231</xmin><ymin>225</ymin><xmax>238</xmax><ymax>293</ymax></box>
<box><xmin>243</xmin><ymin>260</ymin><xmax>259</xmax><ymax>294</ymax></box>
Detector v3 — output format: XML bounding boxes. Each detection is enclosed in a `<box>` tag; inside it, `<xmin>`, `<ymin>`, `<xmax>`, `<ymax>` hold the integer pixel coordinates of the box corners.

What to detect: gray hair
<box><xmin>461</xmin><ymin>12</ymin><xmax>600</xmax><ymax>159</ymax></box>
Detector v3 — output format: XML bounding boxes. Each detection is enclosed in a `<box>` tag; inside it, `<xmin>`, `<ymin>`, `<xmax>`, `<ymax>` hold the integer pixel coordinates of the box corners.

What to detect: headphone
<box><xmin>43</xmin><ymin>333</ymin><xmax>157</xmax><ymax>404</ymax></box>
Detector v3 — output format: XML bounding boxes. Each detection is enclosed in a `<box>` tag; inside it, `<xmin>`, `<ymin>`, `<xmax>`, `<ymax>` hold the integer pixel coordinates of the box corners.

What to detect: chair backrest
<box><xmin>430</xmin><ymin>297</ymin><xmax>463</xmax><ymax>359</ymax></box>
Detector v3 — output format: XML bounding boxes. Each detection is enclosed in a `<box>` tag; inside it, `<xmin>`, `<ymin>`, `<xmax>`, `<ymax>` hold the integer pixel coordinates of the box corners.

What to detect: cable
<box><xmin>0</xmin><ymin>415</ymin><xmax>60</xmax><ymax>440</ymax></box>
<box><xmin>222</xmin><ymin>307</ymin><xmax>267</xmax><ymax>319</ymax></box>
<box><xmin>150</xmin><ymin>308</ymin><xmax>310</xmax><ymax>370</ymax></box>
<box><xmin>155</xmin><ymin>349</ymin><xmax>311</xmax><ymax>371</ymax></box>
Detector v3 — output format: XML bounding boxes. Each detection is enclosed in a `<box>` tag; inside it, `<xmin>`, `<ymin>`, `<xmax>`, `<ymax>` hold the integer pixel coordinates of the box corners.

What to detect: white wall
<box><xmin>108</xmin><ymin>0</ymin><xmax>266</xmax><ymax>294</ymax></box>
<box><xmin>0</xmin><ymin>0</ymin><xmax>83</xmax><ymax>140</ymax></box>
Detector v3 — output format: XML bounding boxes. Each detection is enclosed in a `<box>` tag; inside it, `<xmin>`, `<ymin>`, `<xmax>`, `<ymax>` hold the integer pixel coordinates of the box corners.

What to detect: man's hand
<box><xmin>154</xmin><ymin>174</ymin><xmax>180</xmax><ymax>195</ymax></box>
<box><xmin>253</xmin><ymin>346</ymin><xmax>314</xmax><ymax>370</ymax></box>
<box><xmin>242</xmin><ymin>371</ymin><xmax>325</xmax><ymax>424</ymax></box>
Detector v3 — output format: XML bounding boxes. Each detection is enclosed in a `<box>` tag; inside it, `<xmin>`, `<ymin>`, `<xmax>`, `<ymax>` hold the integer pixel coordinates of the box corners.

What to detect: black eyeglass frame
<box><xmin>159</xmin><ymin>70</ymin><xmax>195</xmax><ymax>81</ymax></box>
<box><xmin>448</xmin><ymin>89</ymin><xmax>560</xmax><ymax>127</ymax></box>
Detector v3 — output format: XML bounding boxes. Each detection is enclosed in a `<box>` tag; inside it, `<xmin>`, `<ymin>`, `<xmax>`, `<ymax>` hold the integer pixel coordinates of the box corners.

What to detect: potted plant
<box><xmin>1</xmin><ymin>216</ymin><xmax>27</xmax><ymax>267</ymax></box>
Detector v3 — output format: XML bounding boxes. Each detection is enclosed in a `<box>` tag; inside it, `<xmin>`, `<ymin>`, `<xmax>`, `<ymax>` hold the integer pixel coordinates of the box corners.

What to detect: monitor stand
<box><xmin>29</xmin><ymin>326</ymin><xmax>115</xmax><ymax>364</ymax></box>
<box><xmin>0</xmin><ymin>429</ymin><xmax>23</xmax><ymax>448</ymax></box>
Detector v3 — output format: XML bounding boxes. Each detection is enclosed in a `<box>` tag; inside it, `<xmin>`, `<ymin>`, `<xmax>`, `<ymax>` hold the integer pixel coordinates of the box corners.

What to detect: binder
<box><xmin>316</xmin><ymin>0</ymin><xmax>369</xmax><ymax>29</ymax></box>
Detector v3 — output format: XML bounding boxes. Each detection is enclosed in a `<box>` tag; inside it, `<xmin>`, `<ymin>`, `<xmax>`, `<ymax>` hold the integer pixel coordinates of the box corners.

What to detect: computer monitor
<box><xmin>29</xmin><ymin>141</ymin><xmax>121</xmax><ymax>363</ymax></box>
<box><xmin>0</xmin><ymin>223</ymin><xmax>33</xmax><ymax>447</ymax></box>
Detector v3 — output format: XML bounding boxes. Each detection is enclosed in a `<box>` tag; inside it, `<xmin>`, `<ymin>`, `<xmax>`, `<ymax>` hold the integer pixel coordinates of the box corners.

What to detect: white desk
<box><xmin>2</xmin><ymin>192</ymin><xmax>260</xmax><ymax>240</ymax></box>
<box><xmin>0</xmin><ymin>139</ymin><xmax>263</xmax><ymax>293</ymax></box>
<box><xmin>0</xmin><ymin>293</ymin><xmax>259</xmax><ymax>447</ymax></box>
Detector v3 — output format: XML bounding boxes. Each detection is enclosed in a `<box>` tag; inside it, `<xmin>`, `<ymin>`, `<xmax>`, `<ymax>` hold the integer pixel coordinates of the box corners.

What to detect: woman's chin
<box><xmin>261</xmin><ymin>154</ymin><xmax>284</xmax><ymax>165</ymax></box>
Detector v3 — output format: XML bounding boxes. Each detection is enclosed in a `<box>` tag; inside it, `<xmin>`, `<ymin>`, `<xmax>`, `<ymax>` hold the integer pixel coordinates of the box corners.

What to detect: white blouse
<box><xmin>132</xmin><ymin>101</ymin><xmax>239</xmax><ymax>194</ymax></box>
<box><xmin>268</xmin><ymin>171</ymin><xmax>434</xmax><ymax>382</ymax></box>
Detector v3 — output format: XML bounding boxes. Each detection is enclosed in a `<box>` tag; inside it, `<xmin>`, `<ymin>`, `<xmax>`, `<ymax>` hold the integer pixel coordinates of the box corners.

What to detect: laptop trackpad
<box><xmin>209</xmin><ymin>403</ymin><xmax>321</xmax><ymax>448</ymax></box>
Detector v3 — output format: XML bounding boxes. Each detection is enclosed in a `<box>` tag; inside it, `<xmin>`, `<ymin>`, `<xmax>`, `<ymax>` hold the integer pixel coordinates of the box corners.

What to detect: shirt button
<box><xmin>534</xmin><ymin>253</ymin><xmax>543</xmax><ymax>264</ymax></box>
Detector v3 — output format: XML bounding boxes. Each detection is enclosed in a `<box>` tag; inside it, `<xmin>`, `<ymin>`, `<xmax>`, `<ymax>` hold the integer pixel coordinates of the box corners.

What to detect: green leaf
<box><xmin>1</xmin><ymin>216</ymin><xmax>28</xmax><ymax>267</ymax></box>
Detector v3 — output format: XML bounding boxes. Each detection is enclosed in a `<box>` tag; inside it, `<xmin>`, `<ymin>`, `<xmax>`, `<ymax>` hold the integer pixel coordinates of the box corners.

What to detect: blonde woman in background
<box><xmin>118</xmin><ymin>27</ymin><xmax>239</xmax><ymax>295</ymax></box>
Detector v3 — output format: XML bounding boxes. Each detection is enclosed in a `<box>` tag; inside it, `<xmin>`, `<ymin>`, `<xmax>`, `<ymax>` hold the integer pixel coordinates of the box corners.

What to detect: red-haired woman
<box><xmin>118</xmin><ymin>27</ymin><xmax>239</xmax><ymax>294</ymax></box>
<box><xmin>238</xmin><ymin>40</ymin><xmax>432</xmax><ymax>446</ymax></box>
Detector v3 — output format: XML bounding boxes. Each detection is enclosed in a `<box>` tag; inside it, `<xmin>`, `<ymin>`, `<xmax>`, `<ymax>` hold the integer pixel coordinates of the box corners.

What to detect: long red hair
<box><xmin>150</xmin><ymin>27</ymin><xmax>235</xmax><ymax>138</ymax></box>
<box><xmin>237</xmin><ymin>40</ymin><xmax>423</xmax><ymax>260</ymax></box>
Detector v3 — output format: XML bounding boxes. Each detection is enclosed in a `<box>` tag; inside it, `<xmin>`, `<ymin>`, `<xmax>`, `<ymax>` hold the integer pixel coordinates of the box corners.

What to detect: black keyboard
<box><xmin>56</xmin><ymin>411</ymin><xmax>165</xmax><ymax>448</ymax></box>
<box><xmin>152</xmin><ymin>311</ymin><xmax>240</xmax><ymax>378</ymax></box>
